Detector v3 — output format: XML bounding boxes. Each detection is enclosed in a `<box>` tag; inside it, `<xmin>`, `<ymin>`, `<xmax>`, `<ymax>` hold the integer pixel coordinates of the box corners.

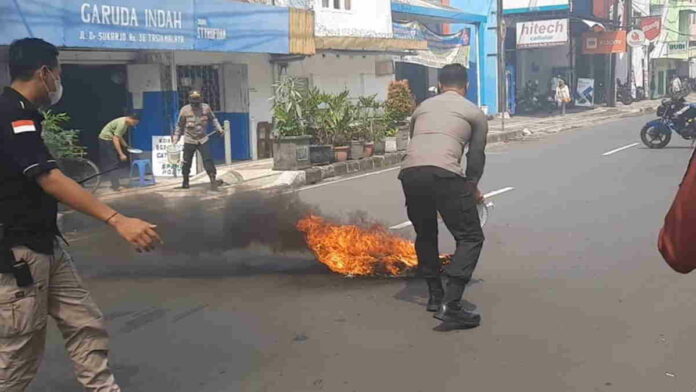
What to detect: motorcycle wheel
<box><xmin>621</xmin><ymin>95</ymin><xmax>634</xmax><ymax>106</ymax></box>
<box><xmin>640</xmin><ymin>125</ymin><xmax>671</xmax><ymax>149</ymax></box>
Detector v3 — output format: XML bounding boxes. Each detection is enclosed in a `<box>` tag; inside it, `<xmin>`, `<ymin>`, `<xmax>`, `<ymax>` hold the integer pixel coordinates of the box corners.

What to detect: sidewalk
<box><xmin>487</xmin><ymin>95</ymin><xmax>668</xmax><ymax>142</ymax></box>
<box><xmin>91</xmin><ymin>96</ymin><xmax>668</xmax><ymax>202</ymax></box>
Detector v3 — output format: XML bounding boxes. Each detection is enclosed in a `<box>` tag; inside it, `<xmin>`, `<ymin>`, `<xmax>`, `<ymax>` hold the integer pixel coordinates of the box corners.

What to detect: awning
<box><xmin>391</xmin><ymin>0</ymin><xmax>487</xmax><ymax>24</ymax></box>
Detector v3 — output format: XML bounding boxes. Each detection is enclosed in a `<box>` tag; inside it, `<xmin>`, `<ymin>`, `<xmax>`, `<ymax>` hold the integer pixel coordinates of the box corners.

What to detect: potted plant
<box><xmin>385</xmin><ymin>80</ymin><xmax>416</xmax><ymax>151</ymax></box>
<box><xmin>320</xmin><ymin>91</ymin><xmax>354</xmax><ymax>162</ymax></box>
<box><xmin>356</xmin><ymin>95</ymin><xmax>383</xmax><ymax>158</ymax></box>
<box><xmin>383</xmin><ymin>127</ymin><xmax>398</xmax><ymax>153</ymax></box>
<box><xmin>304</xmin><ymin>88</ymin><xmax>333</xmax><ymax>166</ymax></box>
<box><xmin>271</xmin><ymin>77</ymin><xmax>312</xmax><ymax>171</ymax></box>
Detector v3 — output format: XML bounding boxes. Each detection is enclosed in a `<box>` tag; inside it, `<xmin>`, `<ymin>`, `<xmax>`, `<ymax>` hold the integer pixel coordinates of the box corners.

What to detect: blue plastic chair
<box><xmin>129</xmin><ymin>159</ymin><xmax>156</xmax><ymax>187</ymax></box>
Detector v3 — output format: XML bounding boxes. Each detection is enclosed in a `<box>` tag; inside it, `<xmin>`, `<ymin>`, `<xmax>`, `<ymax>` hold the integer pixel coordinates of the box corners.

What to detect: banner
<box><xmin>2</xmin><ymin>0</ymin><xmax>290</xmax><ymax>54</ymax></box>
<box><xmin>516</xmin><ymin>19</ymin><xmax>568</xmax><ymax>49</ymax></box>
<box><xmin>576</xmin><ymin>78</ymin><xmax>594</xmax><ymax>107</ymax></box>
<box><xmin>582</xmin><ymin>31</ymin><xmax>626</xmax><ymax>54</ymax></box>
<box><xmin>152</xmin><ymin>136</ymin><xmax>198</xmax><ymax>177</ymax></box>
<box><xmin>393</xmin><ymin>21</ymin><xmax>470</xmax><ymax>68</ymax></box>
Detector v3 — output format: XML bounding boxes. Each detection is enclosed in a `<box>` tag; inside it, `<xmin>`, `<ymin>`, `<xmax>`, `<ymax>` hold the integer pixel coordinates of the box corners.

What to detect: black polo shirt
<box><xmin>0</xmin><ymin>87</ymin><xmax>60</xmax><ymax>254</ymax></box>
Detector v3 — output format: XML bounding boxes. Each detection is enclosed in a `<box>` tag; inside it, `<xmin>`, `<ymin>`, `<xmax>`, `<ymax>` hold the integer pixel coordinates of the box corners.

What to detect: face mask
<box><xmin>43</xmin><ymin>68</ymin><xmax>63</xmax><ymax>106</ymax></box>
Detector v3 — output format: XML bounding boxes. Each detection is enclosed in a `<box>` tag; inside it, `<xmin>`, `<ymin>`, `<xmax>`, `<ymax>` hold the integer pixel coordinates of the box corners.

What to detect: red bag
<box><xmin>659</xmin><ymin>149</ymin><xmax>696</xmax><ymax>273</ymax></box>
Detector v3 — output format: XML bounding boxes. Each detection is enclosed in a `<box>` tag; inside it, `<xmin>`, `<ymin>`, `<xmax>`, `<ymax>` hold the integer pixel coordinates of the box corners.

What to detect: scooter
<box><xmin>640</xmin><ymin>95</ymin><xmax>696</xmax><ymax>148</ymax></box>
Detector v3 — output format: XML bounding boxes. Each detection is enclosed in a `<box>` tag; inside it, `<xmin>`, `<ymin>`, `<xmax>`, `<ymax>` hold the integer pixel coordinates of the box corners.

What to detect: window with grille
<box><xmin>321</xmin><ymin>0</ymin><xmax>349</xmax><ymax>10</ymax></box>
<box><xmin>176</xmin><ymin>65</ymin><xmax>222</xmax><ymax>111</ymax></box>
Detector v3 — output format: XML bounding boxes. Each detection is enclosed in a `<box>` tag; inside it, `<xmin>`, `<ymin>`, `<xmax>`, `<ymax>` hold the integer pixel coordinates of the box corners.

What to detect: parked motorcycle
<box><xmin>516</xmin><ymin>80</ymin><xmax>555</xmax><ymax>114</ymax></box>
<box><xmin>635</xmin><ymin>86</ymin><xmax>646</xmax><ymax>101</ymax></box>
<box><xmin>640</xmin><ymin>96</ymin><xmax>696</xmax><ymax>148</ymax></box>
<box><xmin>616</xmin><ymin>79</ymin><xmax>634</xmax><ymax>106</ymax></box>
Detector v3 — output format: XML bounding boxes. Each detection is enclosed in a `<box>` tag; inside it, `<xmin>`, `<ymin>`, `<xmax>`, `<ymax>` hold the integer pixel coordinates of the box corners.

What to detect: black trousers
<box><xmin>400</xmin><ymin>167</ymin><xmax>484</xmax><ymax>282</ymax></box>
<box><xmin>98</xmin><ymin>139</ymin><xmax>122</xmax><ymax>190</ymax></box>
<box><xmin>182</xmin><ymin>141</ymin><xmax>216</xmax><ymax>177</ymax></box>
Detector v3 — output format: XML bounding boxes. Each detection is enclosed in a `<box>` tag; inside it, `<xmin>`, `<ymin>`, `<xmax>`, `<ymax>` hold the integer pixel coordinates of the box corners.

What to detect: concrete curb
<box><xmin>487</xmin><ymin>129</ymin><xmax>526</xmax><ymax>144</ymax></box>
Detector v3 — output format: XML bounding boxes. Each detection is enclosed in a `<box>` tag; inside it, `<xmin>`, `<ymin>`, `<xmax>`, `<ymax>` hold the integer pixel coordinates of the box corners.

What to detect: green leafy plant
<box><xmin>318</xmin><ymin>91</ymin><xmax>357</xmax><ymax>147</ymax></box>
<box><xmin>355</xmin><ymin>95</ymin><xmax>386</xmax><ymax>142</ymax></box>
<box><xmin>271</xmin><ymin>77</ymin><xmax>309</xmax><ymax>137</ymax></box>
<box><xmin>41</xmin><ymin>110</ymin><xmax>86</xmax><ymax>158</ymax></box>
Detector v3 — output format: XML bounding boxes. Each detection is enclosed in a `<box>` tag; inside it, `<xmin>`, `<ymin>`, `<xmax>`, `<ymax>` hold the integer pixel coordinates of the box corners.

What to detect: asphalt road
<box><xmin>30</xmin><ymin>114</ymin><xmax>696</xmax><ymax>392</ymax></box>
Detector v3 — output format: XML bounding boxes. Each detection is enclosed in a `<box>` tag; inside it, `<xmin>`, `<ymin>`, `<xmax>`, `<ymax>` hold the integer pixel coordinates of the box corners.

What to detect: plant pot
<box><xmin>309</xmin><ymin>144</ymin><xmax>332</xmax><ymax>166</ymax></box>
<box><xmin>334</xmin><ymin>146</ymin><xmax>349</xmax><ymax>162</ymax></box>
<box><xmin>349</xmin><ymin>140</ymin><xmax>365</xmax><ymax>160</ymax></box>
<box><xmin>374</xmin><ymin>140</ymin><xmax>386</xmax><ymax>155</ymax></box>
<box><xmin>272</xmin><ymin>135</ymin><xmax>312</xmax><ymax>171</ymax></box>
<box><xmin>363</xmin><ymin>142</ymin><xmax>375</xmax><ymax>158</ymax></box>
<box><xmin>384</xmin><ymin>136</ymin><xmax>397</xmax><ymax>153</ymax></box>
<box><xmin>396</xmin><ymin>126</ymin><xmax>410</xmax><ymax>151</ymax></box>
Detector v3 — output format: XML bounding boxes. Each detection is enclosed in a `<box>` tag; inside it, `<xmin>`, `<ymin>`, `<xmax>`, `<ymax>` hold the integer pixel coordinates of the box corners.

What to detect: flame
<box><xmin>297</xmin><ymin>214</ymin><xmax>449</xmax><ymax>277</ymax></box>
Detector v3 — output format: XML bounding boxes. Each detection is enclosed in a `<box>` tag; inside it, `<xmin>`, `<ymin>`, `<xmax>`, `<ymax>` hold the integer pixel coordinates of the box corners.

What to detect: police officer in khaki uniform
<box><xmin>0</xmin><ymin>38</ymin><xmax>162</xmax><ymax>391</ymax></box>
<box><xmin>173</xmin><ymin>91</ymin><xmax>225</xmax><ymax>190</ymax></box>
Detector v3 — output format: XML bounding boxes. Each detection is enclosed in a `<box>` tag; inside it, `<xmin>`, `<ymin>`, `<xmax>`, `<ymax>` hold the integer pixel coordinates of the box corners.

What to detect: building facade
<box><xmin>1</xmin><ymin>0</ymin><xmax>313</xmax><ymax>163</ymax></box>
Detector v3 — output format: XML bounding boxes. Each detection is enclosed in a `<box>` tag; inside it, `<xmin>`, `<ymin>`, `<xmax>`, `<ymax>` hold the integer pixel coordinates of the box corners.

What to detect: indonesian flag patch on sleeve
<box><xmin>11</xmin><ymin>120</ymin><xmax>37</xmax><ymax>134</ymax></box>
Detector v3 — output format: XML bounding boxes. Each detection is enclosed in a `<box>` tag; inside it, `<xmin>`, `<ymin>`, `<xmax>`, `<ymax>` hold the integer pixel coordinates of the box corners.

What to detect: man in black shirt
<box><xmin>0</xmin><ymin>38</ymin><xmax>161</xmax><ymax>391</ymax></box>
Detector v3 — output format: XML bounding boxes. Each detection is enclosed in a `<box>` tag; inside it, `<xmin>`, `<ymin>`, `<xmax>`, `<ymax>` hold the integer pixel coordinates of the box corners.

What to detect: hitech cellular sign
<box><xmin>516</xmin><ymin>19</ymin><xmax>569</xmax><ymax>49</ymax></box>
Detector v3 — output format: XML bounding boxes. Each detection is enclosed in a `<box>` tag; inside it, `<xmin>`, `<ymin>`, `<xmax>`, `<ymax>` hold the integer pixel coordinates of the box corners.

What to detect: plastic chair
<box><xmin>129</xmin><ymin>159</ymin><xmax>156</xmax><ymax>187</ymax></box>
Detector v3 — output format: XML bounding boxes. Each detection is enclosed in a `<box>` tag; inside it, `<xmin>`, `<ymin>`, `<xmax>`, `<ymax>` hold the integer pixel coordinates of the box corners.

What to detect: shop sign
<box><xmin>640</xmin><ymin>16</ymin><xmax>661</xmax><ymax>42</ymax></box>
<box><xmin>576</xmin><ymin>78</ymin><xmax>594</xmax><ymax>107</ymax></box>
<box><xmin>627</xmin><ymin>29</ymin><xmax>646</xmax><ymax>48</ymax></box>
<box><xmin>666</xmin><ymin>41</ymin><xmax>689</xmax><ymax>58</ymax></box>
<box><xmin>516</xmin><ymin>19</ymin><xmax>568</xmax><ymax>49</ymax></box>
<box><xmin>581</xmin><ymin>31</ymin><xmax>626</xmax><ymax>54</ymax></box>
<box><xmin>2</xmin><ymin>0</ymin><xmax>291</xmax><ymax>54</ymax></box>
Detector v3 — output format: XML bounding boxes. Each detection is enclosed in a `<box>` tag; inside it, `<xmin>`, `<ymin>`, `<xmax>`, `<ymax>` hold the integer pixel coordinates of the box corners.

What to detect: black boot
<box><xmin>426</xmin><ymin>278</ymin><xmax>444</xmax><ymax>312</ymax></box>
<box><xmin>181</xmin><ymin>175</ymin><xmax>190</xmax><ymax>189</ymax></box>
<box><xmin>434</xmin><ymin>277</ymin><xmax>480</xmax><ymax>331</ymax></box>
<box><xmin>209</xmin><ymin>173</ymin><xmax>220</xmax><ymax>191</ymax></box>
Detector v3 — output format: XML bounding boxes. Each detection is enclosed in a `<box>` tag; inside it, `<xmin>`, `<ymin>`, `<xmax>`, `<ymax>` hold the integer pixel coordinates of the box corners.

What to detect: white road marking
<box><xmin>602</xmin><ymin>143</ymin><xmax>639</xmax><ymax>156</ymax></box>
<box><xmin>388</xmin><ymin>187</ymin><xmax>516</xmax><ymax>230</ymax></box>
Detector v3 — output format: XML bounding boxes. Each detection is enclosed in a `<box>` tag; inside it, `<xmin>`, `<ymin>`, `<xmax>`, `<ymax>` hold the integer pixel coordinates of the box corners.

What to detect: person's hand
<box><xmin>474</xmin><ymin>187</ymin><xmax>484</xmax><ymax>204</ymax></box>
<box><xmin>218</xmin><ymin>128</ymin><xmax>225</xmax><ymax>135</ymax></box>
<box><xmin>108</xmin><ymin>214</ymin><xmax>163</xmax><ymax>252</ymax></box>
<box><xmin>119</xmin><ymin>154</ymin><xmax>128</xmax><ymax>162</ymax></box>
<box><xmin>172</xmin><ymin>136</ymin><xmax>180</xmax><ymax>145</ymax></box>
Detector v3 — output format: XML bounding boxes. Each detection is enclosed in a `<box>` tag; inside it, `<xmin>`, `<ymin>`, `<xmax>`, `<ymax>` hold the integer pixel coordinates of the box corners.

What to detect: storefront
<box><xmin>2</xmin><ymin>0</ymin><xmax>307</xmax><ymax>162</ymax></box>
<box><xmin>575</xmin><ymin>29</ymin><xmax>627</xmax><ymax>105</ymax></box>
<box><xmin>651</xmin><ymin>41</ymin><xmax>689</xmax><ymax>98</ymax></box>
<box><xmin>508</xmin><ymin>17</ymin><xmax>572</xmax><ymax>113</ymax></box>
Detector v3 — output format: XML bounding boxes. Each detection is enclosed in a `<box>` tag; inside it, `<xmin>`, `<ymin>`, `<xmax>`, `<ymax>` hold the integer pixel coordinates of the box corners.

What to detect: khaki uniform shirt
<box><xmin>400</xmin><ymin>91</ymin><xmax>488</xmax><ymax>184</ymax></box>
<box><xmin>175</xmin><ymin>103</ymin><xmax>223</xmax><ymax>145</ymax></box>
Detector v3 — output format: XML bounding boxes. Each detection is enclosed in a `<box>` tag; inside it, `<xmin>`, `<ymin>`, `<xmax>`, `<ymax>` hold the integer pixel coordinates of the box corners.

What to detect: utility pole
<box><xmin>607</xmin><ymin>0</ymin><xmax>620</xmax><ymax>107</ymax></box>
<box><xmin>625</xmin><ymin>0</ymin><xmax>633</xmax><ymax>93</ymax></box>
<box><xmin>496</xmin><ymin>0</ymin><xmax>507</xmax><ymax>130</ymax></box>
